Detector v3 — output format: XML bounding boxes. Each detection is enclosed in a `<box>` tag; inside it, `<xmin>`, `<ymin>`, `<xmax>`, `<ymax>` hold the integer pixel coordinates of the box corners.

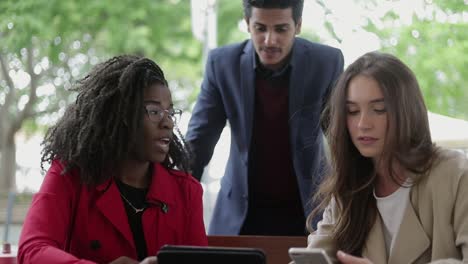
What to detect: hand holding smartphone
<box><xmin>288</xmin><ymin>247</ymin><xmax>333</xmax><ymax>264</ymax></box>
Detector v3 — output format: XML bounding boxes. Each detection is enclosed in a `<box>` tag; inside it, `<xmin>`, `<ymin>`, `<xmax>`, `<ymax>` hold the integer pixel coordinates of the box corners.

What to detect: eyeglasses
<box><xmin>144</xmin><ymin>105</ymin><xmax>182</xmax><ymax>124</ymax></box>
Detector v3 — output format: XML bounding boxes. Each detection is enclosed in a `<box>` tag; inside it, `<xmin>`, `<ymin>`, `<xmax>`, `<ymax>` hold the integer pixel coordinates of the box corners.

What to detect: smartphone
<box><xmin>288</xmin><ymin>247</ymin><xmax>333</xmax><ymax>264</ymax></box>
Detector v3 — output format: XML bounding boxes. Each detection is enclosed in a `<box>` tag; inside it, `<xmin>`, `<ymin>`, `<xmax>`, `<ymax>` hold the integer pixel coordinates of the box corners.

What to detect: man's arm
<box><xmin>320</xmin><ymin>50</ymin><xmax>344</xmax><ymax>132</ymax></box>
<box><xmin>186</xmin><ymin>51</ymin><xmax>227</xmax><ymax>181</ymax></box>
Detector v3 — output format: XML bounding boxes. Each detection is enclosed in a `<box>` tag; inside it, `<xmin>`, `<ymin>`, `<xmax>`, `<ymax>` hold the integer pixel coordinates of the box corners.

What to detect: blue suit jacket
<box><xmin>186</xmin><ymin>38</ymin><xmax>344</xmax><ymax>235</ymax></box>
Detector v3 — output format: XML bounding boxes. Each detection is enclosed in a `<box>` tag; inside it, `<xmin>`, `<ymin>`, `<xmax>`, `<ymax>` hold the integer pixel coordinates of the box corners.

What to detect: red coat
<box><xmin>18</xmin><ymin>160</ymin><xmax>208</xmax><ymax>264</ymax></box>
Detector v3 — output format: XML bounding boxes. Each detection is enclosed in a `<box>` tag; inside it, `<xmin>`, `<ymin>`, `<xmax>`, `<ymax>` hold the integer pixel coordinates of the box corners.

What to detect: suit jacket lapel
<box><xmin>240</xmin><ymin>41</ymin><xmax>255</xmax><ymax>164</ymax></box>
<box><xmin>288</xmin><ymin>40</ymin><xmax>307</xmax><ymax>120</ymax></box>
<box><xmin>388</xmin><ymin>198</ymin><xmax>430</xmax><ymax>264</ymax></box>
<box><xmin>363</xmin><ymin>214</ymin><xmax>388</xmax><ymax>264</ymax></box>
<box><xmin>288</xmin><ymin>40</ymin><xmax>310</xmax><ymax>171</ymax></box>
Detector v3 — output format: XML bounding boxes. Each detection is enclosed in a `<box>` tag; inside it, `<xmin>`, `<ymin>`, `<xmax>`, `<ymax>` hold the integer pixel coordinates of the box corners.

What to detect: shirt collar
<box><xmin>145</xmin><ymin>163</ymin><xmax>176</xmax><ymax>206</ymax></box>
<box><xmin>253</xmin><ymin>50</ymin><xmax>293</xmax><ymax>79</ymax></box>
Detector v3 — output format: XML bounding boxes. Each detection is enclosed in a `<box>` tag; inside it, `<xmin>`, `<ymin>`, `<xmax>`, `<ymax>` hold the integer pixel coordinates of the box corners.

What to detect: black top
<box><xmin>116</xmin><ymin>180</ymin><xmax>148</xmax><ymax>261</ymax></box>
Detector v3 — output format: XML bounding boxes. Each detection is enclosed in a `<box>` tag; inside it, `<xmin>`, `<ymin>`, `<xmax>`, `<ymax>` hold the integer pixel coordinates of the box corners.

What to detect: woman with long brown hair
<box><xmin>307</xmin><ymin>52</ymin><xmax>468</xmax><ymax>263</ymax></box>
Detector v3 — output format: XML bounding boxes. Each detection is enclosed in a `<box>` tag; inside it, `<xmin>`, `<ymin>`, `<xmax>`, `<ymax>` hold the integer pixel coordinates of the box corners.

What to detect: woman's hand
<box><xmin>140</xmin><ymin>256</ymin><xmax>157</xmax><ymax>264</ymax></box>
<box><xmin>109</xmin><ymin>256</ymin><xmax>138</xmax><ymax>264</ymax></box>
<box><xmin>337</xmin><ymin>250</ymin><xmax>373</xmax><ymax>264</ymax></box>
<box><xmin>108</xmin><ymin>256</ymin><xmax>157</xmax><ymax>264</ymax></box>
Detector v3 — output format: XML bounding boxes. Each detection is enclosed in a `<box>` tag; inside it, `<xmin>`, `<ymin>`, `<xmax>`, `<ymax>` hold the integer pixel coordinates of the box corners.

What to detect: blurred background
<box><xmin>0</xmin><ymin>0</ymin><xmax>467</xmax><ymax>247</ymax></box>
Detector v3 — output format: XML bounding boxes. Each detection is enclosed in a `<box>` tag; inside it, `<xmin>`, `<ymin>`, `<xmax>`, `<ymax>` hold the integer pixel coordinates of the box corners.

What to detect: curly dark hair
<box><xmin>41</xmin><ymin>55</ymin><xmax>193</xmax><ymax>185</ymax></box>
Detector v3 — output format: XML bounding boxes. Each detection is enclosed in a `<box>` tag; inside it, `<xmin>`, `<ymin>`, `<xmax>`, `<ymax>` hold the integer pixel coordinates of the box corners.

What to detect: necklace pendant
<box><xmin>119</xmin><ymin>192</ymin><xmax>146</xmax><ymax>214</ymax></box>
<box><xmin>134</xmin><ymin>208</ymin><xmax>145</xmax><ymax>213</ymax></box>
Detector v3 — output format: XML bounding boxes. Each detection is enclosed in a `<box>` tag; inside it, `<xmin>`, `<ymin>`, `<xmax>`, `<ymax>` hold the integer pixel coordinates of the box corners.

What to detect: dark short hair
<box><xmin>243</xmin><ymin>0</ymin><xmax>304</xmax><ymax>24</ymax></box>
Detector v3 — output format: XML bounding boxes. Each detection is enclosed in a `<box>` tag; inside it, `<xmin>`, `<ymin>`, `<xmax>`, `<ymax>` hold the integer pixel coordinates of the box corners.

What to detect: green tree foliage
<box><xmin>0</xmin><ymin>0</ymin><xmax>202</xmax><ymax>192</ymax></box>
<box><xmin>364</xmin><ymin>0</ymin><xmax>467</xmax><ymax>119</ymax></box>
<box><xmin>0</xmin><ymin>0</ymin><xmax>466</xmax><ymax>193</ymax></box>
<box><xmin>217</xmin><ymin>0</ymin><xmax>246</xmax><ymax>45</ymax></box>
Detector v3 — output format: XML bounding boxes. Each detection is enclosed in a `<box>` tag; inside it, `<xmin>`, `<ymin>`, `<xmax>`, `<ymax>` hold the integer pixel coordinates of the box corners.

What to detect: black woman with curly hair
<box><xmin>18</xmin><ymin>55</ymin><xmax>208</xmax><ymax>264</ymax></box>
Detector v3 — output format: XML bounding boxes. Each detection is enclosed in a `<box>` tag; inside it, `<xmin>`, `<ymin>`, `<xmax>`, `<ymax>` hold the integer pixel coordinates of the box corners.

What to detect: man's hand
<box><xmin>337</xmin><ymin>250</ymin><xmax>373</xmax><ymax>264</ymax></box>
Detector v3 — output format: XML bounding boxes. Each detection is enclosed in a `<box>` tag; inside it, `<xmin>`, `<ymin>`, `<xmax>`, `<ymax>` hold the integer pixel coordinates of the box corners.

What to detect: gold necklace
<box><xmin>119</xmin><ymin>192</ymin><xmax>146</xmax><ymax>213</ymax></box>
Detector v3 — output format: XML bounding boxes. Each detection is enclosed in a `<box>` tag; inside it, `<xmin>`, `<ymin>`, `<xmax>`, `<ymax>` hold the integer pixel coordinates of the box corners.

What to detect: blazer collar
<box><xmin>388</xmin><ymin>190</ymin><xmax>430</xmax><ymax>264</ymax></box>
<box><xmin>364</xmin><ymin>194</ymin><xmax>430</xmax><ymax>264</ymax></box>
<box><xmin>95</xmin><ymin>163</ymin><xmax>176</xmax><ymax>206</ymax></box>
<box><xmin>239</xmin><ymin>41</ymin><xmax>256</xmax><ymax>165</ymax></box>
<box><xmin>95</xmin><ymin>178</ymin><xmax>135</xmax><ymax>249</ymax></box>
<box><xmin>288</xmin><ymin>39</ymin><xmax>307</xmax><ymax>118</ymax></box>
<box><xmin>363</xmin><ymin>214</ymin><xmax>388</xmax><ymax>264</ymax></box>
<box><xmin>243</xmin><ymin>39</ymin><xmax>255</xmax><ymax>59</ymax></box>
<box><xmin>93</xmin><ymin>163</ymin><xmax>177</xmax><ymax>249</ymax></box>
<box><xmin>145</xmin><ymin>163</ymin><xmax>177</xmax><ymax>207</ymax></box>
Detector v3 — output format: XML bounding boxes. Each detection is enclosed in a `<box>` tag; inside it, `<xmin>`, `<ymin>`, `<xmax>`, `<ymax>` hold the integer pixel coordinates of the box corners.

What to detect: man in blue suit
<box><xmin>186</xmin><ymin>0</ymin><xmax>344</xmax><ymax>235</ymax></box>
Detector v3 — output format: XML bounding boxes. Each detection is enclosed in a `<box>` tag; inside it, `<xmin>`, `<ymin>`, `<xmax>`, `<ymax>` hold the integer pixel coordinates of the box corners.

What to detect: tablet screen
<box><xmin>157</xmin><ymin>245</ymin><xmax>266</xmax><ymax>264</ymax></box>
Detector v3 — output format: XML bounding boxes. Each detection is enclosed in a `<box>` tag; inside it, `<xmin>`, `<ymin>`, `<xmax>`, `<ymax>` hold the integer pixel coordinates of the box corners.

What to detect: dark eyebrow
<box><xmin>254</xmin><ymin>22</ymin><xmax>290</xmax><ymax>28</ymax></box>
<box><xmin>346</xmin><ymin>98</ymin><xmax>385</xmax><ymax>104</ymax></box>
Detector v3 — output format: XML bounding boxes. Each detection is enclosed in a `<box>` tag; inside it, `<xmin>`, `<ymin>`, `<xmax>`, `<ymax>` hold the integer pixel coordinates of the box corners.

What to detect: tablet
<box><xmin>157</xmin><ymin>245</ymin><xmax>266</xmax><ymax>264</ymax></box>
<box><xmin>288</xmin><ymin>247</ymin><xmax>332</xmax><ymax>264</ymax></box>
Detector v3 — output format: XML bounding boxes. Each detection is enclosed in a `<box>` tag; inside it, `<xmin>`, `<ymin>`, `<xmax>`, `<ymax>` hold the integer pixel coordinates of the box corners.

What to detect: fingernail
<box><xmin>338</xmin><ymin>250</ymin><xmax>346</xmax><ymax>258</ymax></box>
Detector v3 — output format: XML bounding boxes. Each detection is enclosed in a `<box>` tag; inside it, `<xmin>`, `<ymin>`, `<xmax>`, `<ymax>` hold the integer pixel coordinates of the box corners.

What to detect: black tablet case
<box><xmin>157</xmin><ymin>245</ymin><xmax>266</xmax><ymax>264</ymax></box>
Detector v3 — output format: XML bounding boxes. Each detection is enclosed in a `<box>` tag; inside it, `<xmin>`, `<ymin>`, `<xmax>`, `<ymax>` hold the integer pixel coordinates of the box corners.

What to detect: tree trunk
<box><xmin>0</xmin><ymin>134</ymin><xmax>16</xmax><ymax>193</ymax></box>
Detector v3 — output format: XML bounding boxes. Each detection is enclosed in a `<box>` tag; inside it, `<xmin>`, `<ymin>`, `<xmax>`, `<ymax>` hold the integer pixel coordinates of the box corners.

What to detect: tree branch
<box><xmin>0</xmin><ymin>52</ymin><xmax>15</xmax><ymax>151</ymax></box>
<box><xmin>316</xmin><ymin>0</ymin><xmax>343</xmax><ymax>43</ymax></box>
<box><xmin>0</xmin><ymin>52</ymin><xmax>16</xmax><ymax>111</ymax></box>
<box><xmin>11</xmin><ymin>45</ymin><xmax>39</xmax><ymax>135</ymax></box>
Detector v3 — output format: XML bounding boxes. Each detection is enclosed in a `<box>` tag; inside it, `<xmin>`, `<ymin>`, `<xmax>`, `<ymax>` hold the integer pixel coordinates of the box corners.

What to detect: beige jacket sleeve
<box><xmin>427</xmin><ymin>151</ymin><xmax>468</xmax><ymax>264</ymax></box>
<box><xmin>307</xmin><ymin>200</ymin><xmax>339</xmax><ymax>263</ymax></box>
<box><xmin>433</xmin><ymin>154</ymin><xmax>468</xmax><ymax>264</ymax></box>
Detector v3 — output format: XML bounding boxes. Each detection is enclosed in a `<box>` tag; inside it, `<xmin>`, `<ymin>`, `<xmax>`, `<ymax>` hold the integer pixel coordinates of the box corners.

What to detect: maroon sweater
<box><xmin>243</xmin><ymin>68</ymin><xmax>305</xmax><ymax>235</ymax></box>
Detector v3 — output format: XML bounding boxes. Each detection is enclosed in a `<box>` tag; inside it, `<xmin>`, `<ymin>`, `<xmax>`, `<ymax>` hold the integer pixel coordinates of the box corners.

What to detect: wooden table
<box><xmin>208</xmin><ymin>235</ymin><xmax>307</xmax><ymax>264</ymax></box>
